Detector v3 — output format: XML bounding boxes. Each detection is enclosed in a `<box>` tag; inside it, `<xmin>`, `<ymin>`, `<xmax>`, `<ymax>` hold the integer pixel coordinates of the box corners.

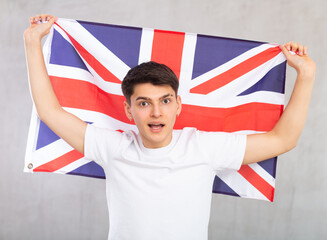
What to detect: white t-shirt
<box><xmin>84</xmin><ymin>124</ymin><xmax>246</xmax><ymax>240</ymax></box>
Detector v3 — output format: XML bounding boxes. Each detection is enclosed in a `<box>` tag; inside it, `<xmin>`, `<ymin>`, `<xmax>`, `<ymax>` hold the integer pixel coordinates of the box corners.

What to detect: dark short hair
<box><xmin>121</xmin><ymin>61</ymin><xmax>179</xmax><ymax>104</ymax></box>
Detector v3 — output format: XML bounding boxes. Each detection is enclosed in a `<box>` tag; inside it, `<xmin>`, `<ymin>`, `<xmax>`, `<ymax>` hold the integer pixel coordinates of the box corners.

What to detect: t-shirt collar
<box><xmin>137</xmin><ymin>132</ymin><xmax>177</xmax><ymax>156</ymax></box>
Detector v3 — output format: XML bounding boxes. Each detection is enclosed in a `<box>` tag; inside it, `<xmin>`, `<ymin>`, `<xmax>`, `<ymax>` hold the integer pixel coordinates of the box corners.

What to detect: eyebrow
<box><xmin>135</xmin><ymin>93</ymin><xmax>174</xmax><ymax>101</ymax></box>
<box><xmin>160</xmin><ymin>93</ymin><xmax>174</xmax><ymax>100</ymax></box>
<box><xmin>135</xmin><ymin>96</ymin><xmax>150</xmax><ymax>101</ymax></box>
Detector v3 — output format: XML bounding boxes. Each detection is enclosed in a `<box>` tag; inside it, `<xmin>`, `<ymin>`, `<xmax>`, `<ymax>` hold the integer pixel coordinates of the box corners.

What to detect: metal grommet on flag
<box><xmin>27</xmin><ymin>163</ymin><xmax>33</xmax><ymax>169</ymax></box>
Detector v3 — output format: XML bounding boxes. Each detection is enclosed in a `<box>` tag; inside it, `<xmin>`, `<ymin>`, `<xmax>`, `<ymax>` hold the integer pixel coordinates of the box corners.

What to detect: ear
<box><xmin>124</xmin><ymin>101</ymin><xmax>133</xmax><ymax>121</ymax></box>
<box><xmin>176</xmin><ymin>95</ymin><xmax>182</xmax><ymax>116</ymax></box>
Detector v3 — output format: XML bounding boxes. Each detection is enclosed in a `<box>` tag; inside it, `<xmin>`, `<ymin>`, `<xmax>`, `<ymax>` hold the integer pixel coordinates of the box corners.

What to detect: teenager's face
<box><xmin>124</xmin><ymin>83</ymin><xmax>182</xmax><ymax>148</ymax></box>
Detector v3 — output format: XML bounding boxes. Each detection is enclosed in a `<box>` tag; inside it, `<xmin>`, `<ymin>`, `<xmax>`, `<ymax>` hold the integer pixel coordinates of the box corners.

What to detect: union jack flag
<box><xmin>25</xmin><ymin>18</ymin><xmax>287</xmax><ymax>202</ymax></box>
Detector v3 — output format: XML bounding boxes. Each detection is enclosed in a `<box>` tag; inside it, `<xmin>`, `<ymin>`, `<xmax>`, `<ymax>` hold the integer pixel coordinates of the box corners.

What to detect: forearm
<box><xmin>25</xmin><ymin>37</ymin><xmax>87</xmax><ymax>153</ymax></box>
<box><xmin>243</xmin><ymin>43</ymin><xmax>316</xmax><ymax>165</ymax></box>
<box><xmin>271</xmin><ymin>70</ymin><xmax>315</xmax><ymax>151</ymax></box>
<box><xmin>25</xmin><ymin>37</ymin><xmax>62</xmax><ymax>121</ymax></box>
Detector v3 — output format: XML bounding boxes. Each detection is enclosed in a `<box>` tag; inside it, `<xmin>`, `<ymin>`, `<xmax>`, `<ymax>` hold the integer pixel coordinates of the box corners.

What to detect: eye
<box><xmin>162</xmin><ymin>98</ymin><xmax>171</xmax><ymax>104</ymax></box>
<box><xmin>139</xmin><ymin>101</ymin><xmax>149</xmax><ymax>107</ymax></box>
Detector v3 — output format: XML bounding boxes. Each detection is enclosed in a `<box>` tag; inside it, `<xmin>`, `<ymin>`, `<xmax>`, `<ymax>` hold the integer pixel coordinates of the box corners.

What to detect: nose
<box><xmin>151</xmin><ymin>103</ymin><xmax>162</xmax><ymax>118</ymax></box>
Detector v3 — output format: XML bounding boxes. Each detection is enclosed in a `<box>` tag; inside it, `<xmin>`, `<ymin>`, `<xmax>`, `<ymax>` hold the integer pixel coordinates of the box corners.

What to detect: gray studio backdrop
<box><xmin>1</xmin><ymin>0</ymin><xmax>326</xmax><ymax>239</ymax></box>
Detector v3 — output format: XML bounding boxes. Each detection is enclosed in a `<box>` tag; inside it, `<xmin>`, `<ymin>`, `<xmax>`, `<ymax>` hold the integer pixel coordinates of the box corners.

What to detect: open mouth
<box><xmin>148</xmin><ymin>123</ymin><xmax>165</xmax><ymax>130</ymax></box>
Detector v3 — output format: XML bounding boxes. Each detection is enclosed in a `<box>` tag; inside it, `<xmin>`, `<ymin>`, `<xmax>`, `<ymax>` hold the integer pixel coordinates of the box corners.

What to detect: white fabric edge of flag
<box><xmin>24</xmin><ymin>27</ymin><xmax>55</xmax><ymax>173</ymax></box>
<box><xmin>24</xmin><ymin>107</ymin><xmax>40</xmax><ymax>173</ymax></box>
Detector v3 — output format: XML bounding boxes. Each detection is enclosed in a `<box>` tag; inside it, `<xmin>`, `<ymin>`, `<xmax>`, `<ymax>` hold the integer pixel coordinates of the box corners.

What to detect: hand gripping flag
<box><xmin>25</xmin><ymin>18</ymin><xmax>286</xmax><ymax>202</ymax></box>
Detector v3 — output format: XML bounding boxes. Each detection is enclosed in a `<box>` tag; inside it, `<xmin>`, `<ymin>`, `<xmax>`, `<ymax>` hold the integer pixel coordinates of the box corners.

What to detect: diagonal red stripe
<box><xmin>190</xmin><ymin>46</ymin><xmax>282</xmax><ymax>94</ymax></box>
<box><xmin>151</xmin><ymin>29</ymin><xmax>185</xmax><ymax>79</ymax></box>
<box><xmin>238</xmin><ymin>165</ymin><xmax>275</xmax><ymax>201</ymax></box>
<box><xmin>55</xmin><ymin>22</ymin><xmax>121</xmax><ymax>84</ymax></box>
<box><xmin>50</xmin><ymin>76</ymin><xmax>282</xmax><ymax>132</ymax></box>
<box><xmin>33</xmin><ymin>150</ymin><xmax>84</xmax><ymax>172</ymax></box>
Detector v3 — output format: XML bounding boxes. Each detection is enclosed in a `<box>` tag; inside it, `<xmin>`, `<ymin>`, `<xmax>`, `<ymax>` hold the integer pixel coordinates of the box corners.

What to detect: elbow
<box><xmin>271</xmin><ymin>130</ymin><xmax>299</xmax><ymax>154</ymax></box>
<box><xmin>36</xmin><ymin>108</ymin><xmax>49</xmax><ymax>123</ymax></box>
<box><xmin>287</xmin><ymin>143</ymin><xmax>297</xmax><ymax>153</ymax></box>
<box><xmin>283</xmin><ymin>139</ymin><xmax>298</xmax><ymax>153</ymax></box>
<box><xmin>36</xmin><ymin>110</ymin><xmax>45</xmax><ymax>122</ymax></box>
<box><xmin>34</xmin><ymin>102</ymin><xmax>48</xmax><ymax>122</ymax></box>
<box><xmin>291</xmin><ymin>139</ymin><xmax>298</xmax><ymax>150</ymax></box>
<box><xmin>36</xmin><ymin>105</ymin><xmax>62</xmax><ymax>123</ymax></box>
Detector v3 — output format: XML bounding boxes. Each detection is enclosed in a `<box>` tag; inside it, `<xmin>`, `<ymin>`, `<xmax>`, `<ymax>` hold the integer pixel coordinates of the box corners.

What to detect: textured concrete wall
<box><xmin>1</xmin><ymin>0</ymin><xmax>326</xmax><ymax>239</ymax></box>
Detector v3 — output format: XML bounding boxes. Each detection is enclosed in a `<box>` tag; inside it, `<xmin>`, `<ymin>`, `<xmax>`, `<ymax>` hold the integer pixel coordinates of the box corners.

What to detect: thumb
<box><xmin>47</xmin><ymin>16</ymin><xmax>58</xmax><ymax>26</ymax></box>
<box><xmin>280</xmin><ymin>44</ymin><xmax>291</xmax><ymax>59</ymax></box>
<box><xmin>38</xmin><ymin>17</ymin><xmax>58</xmax><ymax>39</ymax></box>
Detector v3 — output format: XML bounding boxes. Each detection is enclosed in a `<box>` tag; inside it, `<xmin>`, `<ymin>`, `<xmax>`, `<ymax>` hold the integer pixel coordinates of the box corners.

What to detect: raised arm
<box><xmin>24</xmin><ymin>14</ymin><xmax>87</xmax><ymax>154</ymax></box>
<box><xmin>243</xmin><ymin>42</ymin><xmax>316</xmax><ymax>165</ymax></box>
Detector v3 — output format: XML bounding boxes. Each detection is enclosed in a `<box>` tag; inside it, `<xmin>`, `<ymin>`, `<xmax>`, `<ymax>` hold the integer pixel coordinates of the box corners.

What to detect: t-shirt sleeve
<box><xmin>84</xmin><ymin>124</ymin><xmax>123</xmax><ymax>165</ymax></box>
<box><xmin>198</xmin><ymin>131</ymin><xmax>247</xmax><ymax>171</ymax></box>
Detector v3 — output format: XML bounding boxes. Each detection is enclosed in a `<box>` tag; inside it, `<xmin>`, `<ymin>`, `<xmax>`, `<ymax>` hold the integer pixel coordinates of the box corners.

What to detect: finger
<box><xmin>284</xmin><ymin>42</ymin><xmax>291</xmax><ymax>51</ymax></box>
<box><xmin>32</xmin><ymin>14</ymin><xmax>52</xmax><ymax>23</ymax></box>
<box><xmin>48</xmin><ymin>16</ymin><xmax>57</xmax><ymax>23</ymax></box>
<box><xmin>41</xmin><ymin>15</ymin><xmax>46</xmax><ymax>23</ymax></box>
<box><xmin>297</xmin><ymin>44</ymin><xmax>304</xmax><ymax>56</ymax></box>
<box><xmin>290</xmin><ymin>42</ymin><xmax>299</xmax><ymax>53</ymax></box>
<box><xmin>303</xmin><ymin>46</ymin><xmax>308</xmax><ymax>55</ymax></box>
<box><xmin>47</xmin><ymin>16</ymin><xmax>57</xmax><ymax>25</ymax></box>
<box><xmin>41</xmin><ymin>14</ymin><xmax>53</xmax><ymax>22</ymax></box>
<box><xmin>34</xmin><ymin>15</ymin><xmax>41</xmax><ymax>23</ymax></box>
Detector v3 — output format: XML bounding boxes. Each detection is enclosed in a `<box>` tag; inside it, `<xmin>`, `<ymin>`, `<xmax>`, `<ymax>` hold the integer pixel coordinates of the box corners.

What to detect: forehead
<box><xmin>131</xmin><ymin>83</ymin><xmax>176</xmax><ymax>100</ymax></box>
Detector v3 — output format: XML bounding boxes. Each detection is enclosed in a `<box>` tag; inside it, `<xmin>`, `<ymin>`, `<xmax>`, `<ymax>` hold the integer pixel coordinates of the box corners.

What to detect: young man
<box><xmin>24</xmin><ymin>15</ymin><xmax>316</xmax><ymax>240</ymax></box>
